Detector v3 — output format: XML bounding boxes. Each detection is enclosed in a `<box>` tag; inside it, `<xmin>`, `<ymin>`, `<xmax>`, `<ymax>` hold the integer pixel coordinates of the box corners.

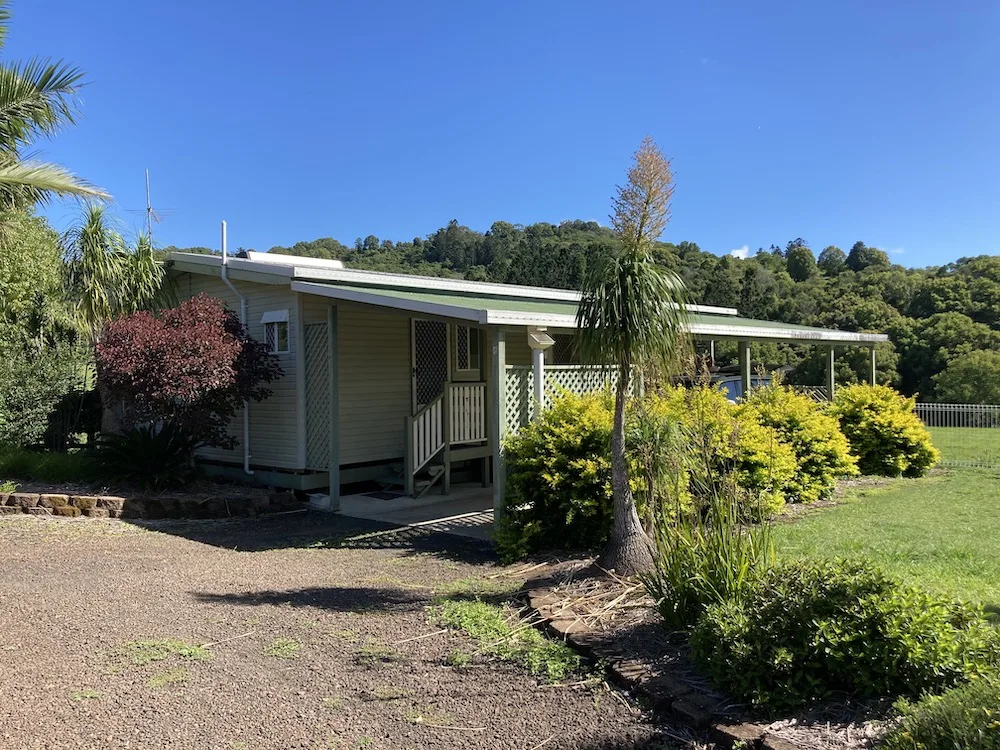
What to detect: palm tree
<box><xmin>0</xmin><ymin>1</ymin><xmax>106</xmax><ymax>204</ymax></box>
<box><xmin>64</xmin><ymin>203</ymin><xmax>165</xmax><ymax>342</ymax></box>
<box><xmin>577</xmin><ymin>137</ymin><xmax>690</xmax><ymax>575</ymax></box>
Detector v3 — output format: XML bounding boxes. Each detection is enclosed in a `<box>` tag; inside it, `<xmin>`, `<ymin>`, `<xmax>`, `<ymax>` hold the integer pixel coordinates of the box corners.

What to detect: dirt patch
<box><xmin>0</xmin><ymin>512</ymin><xmax>689</xmax><ymax>749</ymax></box>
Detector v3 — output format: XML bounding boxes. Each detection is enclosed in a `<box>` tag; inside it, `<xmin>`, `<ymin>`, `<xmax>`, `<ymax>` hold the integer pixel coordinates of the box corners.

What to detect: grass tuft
<box><xmin>434</xmin><ymin>599</ymin><xmax>582</xmax><ymax>683</ymax></box>
<box><xmin>121</xmin><ymin>639</ymin><xmax>211</xmax><ymax>666</ymax></box>
<box><xmin>147</xmin><ymin>667</ymin><xmax>187</xmax><ymax>689</ymax></box>
<box><xmin>263</xmin><ymin>637</ymin><xmax>300</xmax><ymax>659</ymax></box>
<box><xmin>71</xmin><ymin>689</ymin><xmax>102</xmax><ymax>701</ymax></box>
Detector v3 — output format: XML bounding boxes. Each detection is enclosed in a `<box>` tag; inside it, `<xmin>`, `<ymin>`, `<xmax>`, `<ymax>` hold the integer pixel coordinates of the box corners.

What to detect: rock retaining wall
<box><xmin>0</xmin><ymin>490</ymin><xmax>303</xmax><ymax>520</ymax></box>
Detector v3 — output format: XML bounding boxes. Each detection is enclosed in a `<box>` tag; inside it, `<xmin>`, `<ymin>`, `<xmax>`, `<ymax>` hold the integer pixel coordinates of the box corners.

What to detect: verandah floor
<box><xmin>338</xmin><ymin>483</ymin><xmax>494</xmax><ymax>542</ymax></box>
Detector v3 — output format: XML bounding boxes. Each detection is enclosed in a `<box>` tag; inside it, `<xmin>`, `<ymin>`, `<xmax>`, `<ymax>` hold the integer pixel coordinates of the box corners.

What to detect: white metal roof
<box><xmin>168</xmin><ymin>251</ymin><xmax>889</xmax><ymax>345</ymax></box>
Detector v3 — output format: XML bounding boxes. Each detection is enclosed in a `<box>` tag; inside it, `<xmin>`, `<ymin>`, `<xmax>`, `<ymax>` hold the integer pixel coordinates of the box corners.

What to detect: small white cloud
<box><xmin>729</xmin><ymin>245</ymin><xmax>750</xmax><ymax>259</ymax></box>
<box><xmin>887</xmin><ymin>247</ymin><xmax>905</xmax><ymax>256</ymax></box>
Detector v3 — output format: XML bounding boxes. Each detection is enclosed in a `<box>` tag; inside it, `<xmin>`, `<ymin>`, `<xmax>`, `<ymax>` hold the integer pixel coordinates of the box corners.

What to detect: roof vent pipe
<box><xmin>219</xmin><ymin>220</ymin><xmax>253</xmax><ymax>476</ymax></box>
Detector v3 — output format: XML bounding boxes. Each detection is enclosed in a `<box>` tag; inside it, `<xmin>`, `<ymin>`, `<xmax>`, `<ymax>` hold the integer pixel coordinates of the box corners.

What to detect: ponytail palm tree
<box><xmin>0</xmin><ymin>1</ymin><xmax>106</xmax><ymax>205</ymax></box>
<box><xmin>64</xmin><ymin>204</ymin><xmax>165</xmax><ymax>342</ymax></box>
<box><xmin>577</xmin><ymin>137</ymin><xmax>690</xmax><ymax>575</ymax></box>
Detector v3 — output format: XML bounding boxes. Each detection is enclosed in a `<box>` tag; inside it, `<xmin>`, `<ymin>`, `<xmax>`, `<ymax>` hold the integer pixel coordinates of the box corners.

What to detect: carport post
<box><xmin>868</xmin><ymin>345</ymin><xmax>877</xmax><ymax>386</ymax></box>
<box><xmin>738</xmin><ymin>339</ymin><xmax>751</xmax><ymax>400</ymax></box>
<box><xmin>488</xmin><ymin>327</ymin><xmax>507</xmax><ymax>523</ymax></box>
<box><xmin>826</xmin><ymin>346</ymin><xmax>836</xmax><ymax>401</ymax></box>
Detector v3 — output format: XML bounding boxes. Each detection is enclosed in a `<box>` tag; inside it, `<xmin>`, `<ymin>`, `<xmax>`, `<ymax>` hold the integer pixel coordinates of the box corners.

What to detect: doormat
<box><xmin>364</xmin><ymin>491</ymin><xmax>406</xmax><ymax>501</ymax></box>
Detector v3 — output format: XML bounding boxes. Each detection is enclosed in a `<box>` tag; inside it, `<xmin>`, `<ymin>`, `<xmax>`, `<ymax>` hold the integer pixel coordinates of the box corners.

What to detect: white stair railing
<box><xmin>404</xmin><ymin>395</ymin><xmax>445</xmax><ymax>496</ymax></box>
<box><xmin>448</xmin><ymin>382</ymin><xmax>487</xmax><ymax>445</ymax></box>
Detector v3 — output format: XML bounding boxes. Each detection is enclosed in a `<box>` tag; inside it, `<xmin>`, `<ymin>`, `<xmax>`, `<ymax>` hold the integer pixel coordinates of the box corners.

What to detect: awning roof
<box><xmin>169</xmin><ymin>251</ymin><xmax>887</xmax><ymax>346</ymax></box>
<box><xmin>291</xmin><ymin>280</ymin><xmax>887</xmax><ymax>345</ymax></box>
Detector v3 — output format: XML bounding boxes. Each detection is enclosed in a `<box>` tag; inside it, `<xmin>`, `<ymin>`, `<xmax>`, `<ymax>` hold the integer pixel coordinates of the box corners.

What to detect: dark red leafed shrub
<box><xmin>96</xmin><ymin>294</ymin><xmax>281</xmax><ymax>449</ymax></box>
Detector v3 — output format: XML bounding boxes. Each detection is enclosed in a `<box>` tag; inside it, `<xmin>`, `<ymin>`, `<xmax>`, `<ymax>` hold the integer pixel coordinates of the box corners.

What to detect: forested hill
<box><xmin>164</xmin><ymin>219</ymin><xmax>1000</xmax><ymax>403</ymax></box>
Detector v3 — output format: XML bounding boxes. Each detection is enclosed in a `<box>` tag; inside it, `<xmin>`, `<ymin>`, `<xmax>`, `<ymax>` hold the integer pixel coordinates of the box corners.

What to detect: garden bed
<box><xmin>523</xmin><ymin>560</ymin><xmax>891</xmax><ymax>750</ymax></box>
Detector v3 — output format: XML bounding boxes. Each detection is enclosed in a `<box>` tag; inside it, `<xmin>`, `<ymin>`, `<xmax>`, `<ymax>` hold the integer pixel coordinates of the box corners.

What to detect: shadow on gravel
<box><xmin>124</xmin><ymin>511</ymin><xmax>496</xmax><ymax>565</ymax></box>
<box><xmin>193</xmin><ymin>585</ymin><xmax>429</xmax><ymax>614</ymax></box>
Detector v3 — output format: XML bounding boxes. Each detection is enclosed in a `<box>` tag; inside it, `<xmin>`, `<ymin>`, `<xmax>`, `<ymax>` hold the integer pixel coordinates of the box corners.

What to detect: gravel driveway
<box><xmin>0</xmin><ymin>512</ymin><xmax>680</xmax><ymax>750</ymax></box>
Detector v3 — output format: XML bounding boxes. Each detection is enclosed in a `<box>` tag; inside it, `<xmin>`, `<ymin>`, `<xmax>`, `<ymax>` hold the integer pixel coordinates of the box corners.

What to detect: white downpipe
<box><xmin>219</xmin><ymin>220</ymin><xmax>253</xmax><ymax>476</ymax></box>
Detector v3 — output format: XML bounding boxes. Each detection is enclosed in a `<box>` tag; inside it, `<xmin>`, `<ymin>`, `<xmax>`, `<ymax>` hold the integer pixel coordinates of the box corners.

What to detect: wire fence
<box><xmin>916</xmin><ymin>403</ymin><xmax>1000</xmax><ymax>470</ymax></box>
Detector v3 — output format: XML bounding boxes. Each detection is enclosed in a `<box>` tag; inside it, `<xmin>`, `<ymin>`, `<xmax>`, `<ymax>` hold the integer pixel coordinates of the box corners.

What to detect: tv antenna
<box><xmin>126</xmin><ymin>169</ymin><xmax>177</xmax><ymax>245</ymax></box>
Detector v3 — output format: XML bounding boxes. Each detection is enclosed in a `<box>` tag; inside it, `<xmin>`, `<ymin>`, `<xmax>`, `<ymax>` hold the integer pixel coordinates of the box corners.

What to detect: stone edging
<box><xmin>0</xmin><ymin>492</ymin><xmax>124</xmax><ymax>518</ymax></box>
<box><xmin>525</xmin><ymin>584</ymin><xmax>804</xmax><ymax>750</ymax></box>
<box><xmin>0</xmin><ymin>490</ymin><xmax>303</xmax><ymax>520</ymax></box>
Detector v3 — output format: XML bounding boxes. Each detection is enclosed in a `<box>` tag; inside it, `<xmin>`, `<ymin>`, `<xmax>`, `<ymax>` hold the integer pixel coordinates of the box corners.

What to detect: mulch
<box><xmin>0</xmin><ymin>512</ymin><xmax>690</xmax><ymax>750</ymax></box>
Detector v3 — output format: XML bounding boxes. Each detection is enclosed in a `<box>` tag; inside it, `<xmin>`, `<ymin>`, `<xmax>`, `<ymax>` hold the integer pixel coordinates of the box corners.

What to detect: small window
<box><xmin>455</xmin><ymin>325</ymin><xmax>480</xmax><ymax>372</ymax></box>
<box><xmin>261</xmin><ymin>310</ymin><xmax>290</xmax><ymax>354</ymax></box>
<box><xmin>265</xmin><ymin>321</ymin><xmax>289</xmax><ymax>354</ymax></box>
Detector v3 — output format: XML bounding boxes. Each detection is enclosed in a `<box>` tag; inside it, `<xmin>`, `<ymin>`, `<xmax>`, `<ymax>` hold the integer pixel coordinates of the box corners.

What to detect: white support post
<box><xmin>738</xmin><ymin>339</ymin><xmax>751</xmax><ymax>401</ymax></box>
<box><xmin>868</xmin><ymin>346</ymin><xmax>877</xmax><ymax>386</ymax></box>
<box><xmin>327</xmin><ymin>305</ymin><xmax>340</xmax><ymax>511</ymax></box>
<box><xmin>826</xmin><ymin>346</ymin><xmax>836</xmax><ymax>401</ymax></box>
<box><xmin>531</xmin><ymin>347</ymin><xmax>545</xmax><ymax>411</ymax></box>
<box><xmin>527</xmin><ymin>327</ymin><xmax>555</xmax><ymax>418</ymax></box>
<box><xmin>488</xmin><ymin>327</ymin><xmax>507</xmax><ymax>522</ymax></box>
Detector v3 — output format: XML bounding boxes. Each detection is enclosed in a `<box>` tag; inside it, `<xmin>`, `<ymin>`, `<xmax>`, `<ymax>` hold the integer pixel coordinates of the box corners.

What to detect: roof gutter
<box><xmin>220</xmin><ymin>221</ymin><xmax>253</xmax><ymax>477</ymax></box>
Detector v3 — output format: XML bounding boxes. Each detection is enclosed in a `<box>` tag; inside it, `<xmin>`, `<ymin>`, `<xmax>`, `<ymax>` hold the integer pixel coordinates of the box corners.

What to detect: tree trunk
<box><xmin>596</xmin><ymin>369</ymin><xmax>655</xmax><ymax>576</ymax></box>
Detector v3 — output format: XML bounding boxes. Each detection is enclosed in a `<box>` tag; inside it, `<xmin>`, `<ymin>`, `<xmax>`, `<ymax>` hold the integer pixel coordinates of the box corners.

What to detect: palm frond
<box><xmin>577</xmin><ymin>246</ymin><xmax>690</xmax><ymax>377</ymax></box>
<box><xmin>0</xmin><ymin>58</ymin><xmax>85</xmax><ymax>150</ymax></box>
<box><xmin>64</xmin><ymin>206</ymin><xmax>165</xmax><ymax>340</ymax></box>
<box><xmin>0</xmin><ymin>1</ymin><xmax>11</xmax><ymax>49</ymax></box>
<box><xmin>0</xmin><ymin>159</ymin><xmax>108</xmax><ymax>204</ymax></box>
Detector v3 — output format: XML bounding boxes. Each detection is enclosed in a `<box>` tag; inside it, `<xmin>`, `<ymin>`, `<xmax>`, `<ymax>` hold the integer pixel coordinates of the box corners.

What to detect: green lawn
<box><xmin>928</xmin><ymin>426</ymin><xmax>1000</xmax><ymax>468</ymax></box>
<box><xmin>774</xmin><ymin>469</ymin><xmax>1000</xmax><ymax>613</ymax></box>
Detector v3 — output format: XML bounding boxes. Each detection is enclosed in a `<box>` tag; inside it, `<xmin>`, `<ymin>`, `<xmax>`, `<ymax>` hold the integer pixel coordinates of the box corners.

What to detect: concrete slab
<box><xmin>338</xmin><ymin>484</ymin><xmax>494</xmax><ymax>542</ymax></box>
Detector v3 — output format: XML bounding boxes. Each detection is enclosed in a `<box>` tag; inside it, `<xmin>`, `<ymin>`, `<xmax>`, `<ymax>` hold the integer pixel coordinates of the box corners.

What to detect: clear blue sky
<box><xmin>9</xmin><ymin>0</ymin><xmax>999</xmax><ymax>266</ymax></box>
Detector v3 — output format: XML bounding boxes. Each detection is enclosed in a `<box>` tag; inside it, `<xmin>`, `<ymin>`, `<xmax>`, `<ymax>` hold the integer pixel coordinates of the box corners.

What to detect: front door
<box><xmin>412</xmin><ymin>319</ymin><xmax>449</xmax><ymax>410</ymax></box>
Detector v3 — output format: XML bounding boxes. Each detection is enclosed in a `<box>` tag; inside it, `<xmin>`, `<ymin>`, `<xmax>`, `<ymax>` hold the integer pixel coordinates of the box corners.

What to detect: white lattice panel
<box><xmin>504</xmin><ymin>365</ymin><xmax>616</xmax><ymax>433</ymax></box>
<box><xmin>305</xmin><ymin>323</ymin><xmax>330</xmax><ymax>470</ymax></box>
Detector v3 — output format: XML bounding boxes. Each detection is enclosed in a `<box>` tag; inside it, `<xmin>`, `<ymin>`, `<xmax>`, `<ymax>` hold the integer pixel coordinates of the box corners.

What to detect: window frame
<box><xmin>261</xmin><ymin>310</ymin><xmax>291</xmax><ymax>355</ymax></box>
<box><xmin>454</xmin><ymin>324</ymin><xmax>481</xmax><ymax>375</ymax></box>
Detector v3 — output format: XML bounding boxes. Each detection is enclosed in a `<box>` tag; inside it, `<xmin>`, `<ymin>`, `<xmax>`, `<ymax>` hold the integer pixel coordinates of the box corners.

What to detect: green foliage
<box><xmin>434</xmin><ymin>598</ymin><xmax>582</xmax><ymax>683</ymax></box>
<box><xmin>499</xmin><ymin>386</ymin><xmax>799</xmax><ymax>560</ymax></box>
<box><xmin>655</xmin><ymin>385</ymin><xmax>797</xmax><ymax>517</ymax></box>
<box><xmin>497</xmin><ymin>391</ymin><xmax>615</xmax><ymax>560</ymax></box>
<box><xmin>121</xmin><ymin>639</ymin><xmax>211</xmax><ymax>666</ymax></box>
<box><xmin>0</xmin><ymin>11</ymin><xmax>104</xmax><ymax>204</ymax></box>
<box><xmin>642</xmin><ymin>483</ymin><xmax>775</xmax><ymax>630</ymax></box>
<box><xmin>64</xmin><ymin>204</ymin><xmax>166</xmax><ymax>341</ymax></box>
<box><xmin>0</xmin><ymin>343</ymin><xmax>81</xmax><ymax>448</ymax></box>
<box><xmin>933</xmin><ymin>349</ymin><xmax>1000</xmax><ymax>405</ymax></box>
<box><xmin>95</xmin><ymin>424</ymin><xmax>198</xmax><ymax>490</ymax></box>
<box><xmin>831</xmin><ymin>384</ymin><xmax>939</xmax><ymax>477</ymax></box>
<box><xmin>742</xmin><ymin>384</ymin><xmax>858</xmax><ymax>502</ymax></box>
<box><xmin>883</xmin><ymin>676</ymin><xmax>1000</xmax><ymax>750</ymax></box>
<box><xmin>786</xmin><ymin>245</ymin><xmax>817</xmax><ymax>282</ymax></box>
<box><xmin>263</xmin><ymin>638</ymin><xmax>300</xmax><ymax>659</ymax></box>
<box><xmin>0</xmin><ymin>446</ymin><xmax>94</xmax><ymax>483</ymax></box>
<box><xmin>690</xmin><ymin>560</ymin><xmax>999</xmax><ymax>712</ymax></box>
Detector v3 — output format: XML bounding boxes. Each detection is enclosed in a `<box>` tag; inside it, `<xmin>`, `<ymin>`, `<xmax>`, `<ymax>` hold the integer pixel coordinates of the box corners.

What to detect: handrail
<box><xmin>411</xmin><ymin>392</ymin><xmax>444</xmax><ymax>422</ymax></box>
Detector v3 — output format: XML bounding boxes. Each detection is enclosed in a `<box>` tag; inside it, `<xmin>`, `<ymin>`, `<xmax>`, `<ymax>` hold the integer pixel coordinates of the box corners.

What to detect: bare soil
<box><xmin>0</xmin><ymin>512</ymin><xmax>686</xmax><ymax>750</ymax></box>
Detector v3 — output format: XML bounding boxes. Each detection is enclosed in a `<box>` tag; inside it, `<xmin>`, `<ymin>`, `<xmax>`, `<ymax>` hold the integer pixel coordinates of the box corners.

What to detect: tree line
<box><xmin>167</xmin><ymin>221</ymin><xmax>1000</xmax><ymax>403</ymax></box>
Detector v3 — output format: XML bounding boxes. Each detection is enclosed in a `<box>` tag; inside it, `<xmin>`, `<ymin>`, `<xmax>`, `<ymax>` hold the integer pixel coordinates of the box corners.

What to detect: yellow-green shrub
<box><xmin>497</xmin><ymin>391</ymin><xmax>616</xmax><ymax>560</ymax></box>
<box><xmin>830</xmin><ymin>384</ymin><xmax>939</xmax><ymax>477</ymax></box>
<box><xmin>741</xmin><ymin>384</ymin><xmax>858</xmax><ymax>503</ymax></box>
<box><xmin>654</xmin><ymin>385</ymin><xmax>797</xmax><ymax>518</ymax></box>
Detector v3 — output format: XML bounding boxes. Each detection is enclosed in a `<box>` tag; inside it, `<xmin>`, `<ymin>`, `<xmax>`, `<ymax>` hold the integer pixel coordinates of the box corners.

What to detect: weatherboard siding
<box><xmin>176</xmin><ymin>273</ymin><xmax>301</xmax><ymax>470</ymax></box>
<box><xmin>337</xmin><ymin>305</ymin><xmax>412</xmax><ymax>465</ymax></box>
